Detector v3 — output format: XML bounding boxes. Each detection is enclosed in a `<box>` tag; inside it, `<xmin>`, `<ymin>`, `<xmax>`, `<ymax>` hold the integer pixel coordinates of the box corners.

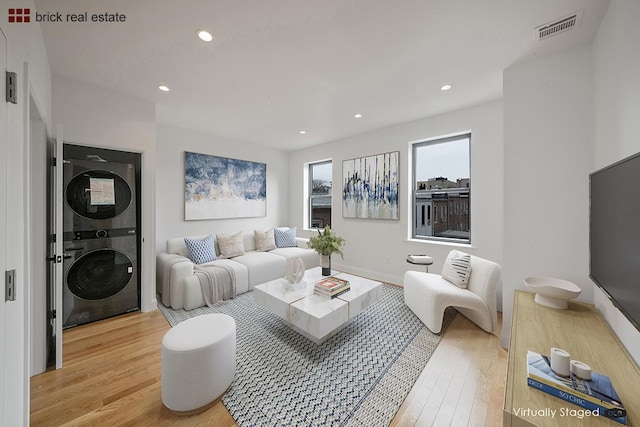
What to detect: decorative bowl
<box><xmin>523</xmin><ymin>276</ymin><xmax>582</xmax><ymax>309</ymax></box>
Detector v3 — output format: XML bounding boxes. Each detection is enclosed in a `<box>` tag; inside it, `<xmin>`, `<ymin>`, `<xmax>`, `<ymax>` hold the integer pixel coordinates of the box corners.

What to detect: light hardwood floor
<box><xmin>31</xmin><ymin>308</ymin><xmax>506</xmax><ymax>426</ymax></box>
<box><xmin>391</xmin><ymin>313</ymin><xmax>507</xmax><ymax>426</ymax></box>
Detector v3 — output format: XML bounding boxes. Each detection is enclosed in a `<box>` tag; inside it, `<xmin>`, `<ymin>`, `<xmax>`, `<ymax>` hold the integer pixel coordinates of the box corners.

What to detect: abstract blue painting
<box><xmin>343</xmin><ymin>151</ymin><xmax>399</xmax><ymax>219</ymax></box>
<box><xmin>185</xmin><ymin>151</ymin><xmax>266</xmax><ymax>220</ymax></box>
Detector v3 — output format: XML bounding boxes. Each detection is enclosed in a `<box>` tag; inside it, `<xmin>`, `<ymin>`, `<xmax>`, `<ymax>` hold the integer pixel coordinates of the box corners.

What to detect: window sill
<box><xmin>406</xmin><ymin>237</ymin><xmax>474</xmax><ymax>249</ymax></box>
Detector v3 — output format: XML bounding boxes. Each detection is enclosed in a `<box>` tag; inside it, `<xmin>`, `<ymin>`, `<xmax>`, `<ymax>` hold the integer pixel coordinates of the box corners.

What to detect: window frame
<box><xmin>411</xmin><ymin>133</ymin><xmax>471</xmax><ymax>244</ymax></box>
<box><xmin>308</xmin><ymin>160</ymin><xmax>332</xmax><ymax>230</ymax></box>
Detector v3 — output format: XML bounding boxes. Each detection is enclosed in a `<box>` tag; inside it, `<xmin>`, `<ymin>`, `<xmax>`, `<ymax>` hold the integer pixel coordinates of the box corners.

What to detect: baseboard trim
<box><xmin>331</xmin><ymin>262</ymin><xmax>404</xmax><ymax>287</ymax></box>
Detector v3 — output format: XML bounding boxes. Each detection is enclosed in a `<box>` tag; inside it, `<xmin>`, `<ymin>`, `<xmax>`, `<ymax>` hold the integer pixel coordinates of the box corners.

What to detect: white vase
<box><xmin>321</xmin><ymin>254</ymin><xmax>331</xmax><ymax>276</ymax></box>
<box><xmin>284</xmin><ymin>257</ymin><xmax>305</xmax><ymax>284</ymax></box>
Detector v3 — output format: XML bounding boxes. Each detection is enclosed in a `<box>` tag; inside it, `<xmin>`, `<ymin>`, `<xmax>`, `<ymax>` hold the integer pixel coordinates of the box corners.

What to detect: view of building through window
<box><xmin>413</xmin><ymin>134</ymin><xmax>470</xmax><ymax>243</ymax></box>
<box><xmin>309</xmin><ymin>161</ymin><xmax>332</xmax><ymax>228</ymax></box>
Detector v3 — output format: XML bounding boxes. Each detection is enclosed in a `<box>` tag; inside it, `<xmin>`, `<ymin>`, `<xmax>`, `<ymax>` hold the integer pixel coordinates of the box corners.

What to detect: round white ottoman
<box><xmin>161</xmin><ymin>313</ymin><xmax>236</xmax><ymax>414</ymax></box>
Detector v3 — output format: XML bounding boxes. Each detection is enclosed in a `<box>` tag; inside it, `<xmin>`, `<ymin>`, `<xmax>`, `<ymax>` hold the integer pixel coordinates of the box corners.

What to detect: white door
<box><xmin>0</xmin><ymin>28</ymin><xmax>8</xmax><ymax>422</ymax></box>
<box><xmin>46</xmin><ymin>130</ymin><xmax>64</xmax><ymax>369</ymax></box>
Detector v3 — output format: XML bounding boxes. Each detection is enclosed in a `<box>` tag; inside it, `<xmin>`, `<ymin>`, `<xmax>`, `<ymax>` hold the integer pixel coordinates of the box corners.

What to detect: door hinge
<box><xmin>5</xmin><ymin>269</ymin><xmax>16</xmax><ymax>301</ymax></box>
<box><xmin>52</xmin><ymin>157</ymin><xmax>57</xmax><ymax>167</ymax></box>
<box><xmin>51</xmin><ymin>310</ymin><xmax>57</xmax><ymax>320</ymax></box>
<box><xmin>6</xmin><ymin>71</ymin><xmax>17</xmax><ymax>104</ymax></box>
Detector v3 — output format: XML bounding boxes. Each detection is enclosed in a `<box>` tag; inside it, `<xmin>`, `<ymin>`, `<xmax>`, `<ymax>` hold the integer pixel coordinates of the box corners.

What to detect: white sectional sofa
<box><xmin>157</xmin><ymin>231</ymin><xmax>319</xmax><ymax>310</ymax></box>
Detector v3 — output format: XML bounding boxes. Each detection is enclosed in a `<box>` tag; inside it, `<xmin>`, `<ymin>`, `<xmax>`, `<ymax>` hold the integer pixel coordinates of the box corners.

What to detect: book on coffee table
<box><xmin>314</xmin><ymin>286</ymin><xmax>351</xmax><ymax>299</ymax></box>
<box><xmin>314</xmin><ymin>277</ymin><xmax>350</xmax><ymax>298</ymax></box>
<box><xmin>315</xmin><ymin>277</ymin><xmax>348</xmax><ymax>288</ymax></box>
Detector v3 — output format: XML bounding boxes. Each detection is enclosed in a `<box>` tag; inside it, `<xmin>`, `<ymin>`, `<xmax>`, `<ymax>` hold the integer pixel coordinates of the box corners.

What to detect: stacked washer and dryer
<box><xmin>62</xmin><ymin>158</ymin><xmax>140</xmax><ymax>328</ymax></box>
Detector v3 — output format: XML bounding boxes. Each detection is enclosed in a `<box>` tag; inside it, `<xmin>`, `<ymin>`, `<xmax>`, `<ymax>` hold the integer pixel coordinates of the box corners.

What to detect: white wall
<box><xmin>502</xmin><ymin>44</ymin><xmax>594</xmax><ymax>348</ymax></box>
<box><xmin>1</xmin><ymin>1</ymin><xmax>52</xmax><ymax>423</ymax></box>
<box><xmin>592</xmin><ymin>0</ymin><xmax>640</xmax><ymax>365</ymax></box>
<box><xmin>288</xmin><ymin>101</ymin><xmax>504</xmax><ymax>306</ymax></box>
<box><xmin>52</xmin><ymin>77</ymin><xmax>157</xmax><ymax>313</ymax></box>
<box><xmin>155</xmin><ymin>124</ymin><xmax>289</xmax><ymax>253</ymax></box>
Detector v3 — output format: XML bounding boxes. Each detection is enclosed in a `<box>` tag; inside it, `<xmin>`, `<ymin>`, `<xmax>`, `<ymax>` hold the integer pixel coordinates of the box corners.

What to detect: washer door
<box><xmin>66</xmin><ymin>170</ymin><xmax>132</xmax><ymax>220</ymax></box>
<box><xmin>67</xmin><ymin>249</ymin><xmax>133</xmax><ymax>300</ymax></box>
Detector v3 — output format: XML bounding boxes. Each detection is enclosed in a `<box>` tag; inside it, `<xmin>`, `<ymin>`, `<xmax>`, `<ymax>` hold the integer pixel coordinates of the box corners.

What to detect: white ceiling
<box><xmin>36</xmin><ymin>0</ymin><xmax>610</xmax><ymax>151</ymax></box>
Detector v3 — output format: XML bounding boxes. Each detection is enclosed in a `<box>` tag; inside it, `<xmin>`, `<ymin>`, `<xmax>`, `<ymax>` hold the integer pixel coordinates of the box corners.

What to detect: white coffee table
<box><xmin>253</xmin><ymin>267</ymin><xmax>383</xmax><ymax>344</ymax></box>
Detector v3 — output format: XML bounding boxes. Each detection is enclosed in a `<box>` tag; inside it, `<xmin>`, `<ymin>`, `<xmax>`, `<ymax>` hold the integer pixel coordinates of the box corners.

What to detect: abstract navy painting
<box><xmin>343</xmin><ymin>151</ymin><xmax>399</xmax><ymax>220</ymax></box>
<box><xmin>185</xmin><ymin>152</ymin><xmax>266</xmax><ymax>220</ymax></box>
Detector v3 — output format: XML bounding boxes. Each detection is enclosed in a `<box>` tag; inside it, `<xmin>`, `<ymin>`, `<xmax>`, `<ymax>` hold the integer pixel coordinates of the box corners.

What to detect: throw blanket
<box><xmin>195</xmin><ymin>264</ymin><xmax>237</xmax><ymax>307</ymax></box>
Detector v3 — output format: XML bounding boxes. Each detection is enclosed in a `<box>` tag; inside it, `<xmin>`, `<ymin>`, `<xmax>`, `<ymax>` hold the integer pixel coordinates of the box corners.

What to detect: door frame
<box><xmin>54</xmin><ymin>126</ymin><xmax>63</xmax><ymax>369</ymax></box>
<box><xmin>0</xmin><ymin>26</ymin><xmax>8</xmax><ymax>424</ymax></box>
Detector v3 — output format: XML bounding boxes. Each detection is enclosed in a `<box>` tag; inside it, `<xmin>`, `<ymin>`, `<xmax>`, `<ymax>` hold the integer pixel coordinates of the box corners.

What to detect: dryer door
<box><xmin>66</xmin><ymin>249</ymin><xmax>133</xmax><ymax>300</ymax></box>
<box><xmin>65</xmin><ymin>170</ymin><xmax>132</xmax><ymax>221</ymax></box>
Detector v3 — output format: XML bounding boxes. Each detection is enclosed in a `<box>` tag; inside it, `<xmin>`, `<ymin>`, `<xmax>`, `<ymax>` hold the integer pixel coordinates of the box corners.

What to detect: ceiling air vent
<box><xmin>534</xmin><ymin>10</ymin><xmax>583</xmax><ymax>41</ymax></box>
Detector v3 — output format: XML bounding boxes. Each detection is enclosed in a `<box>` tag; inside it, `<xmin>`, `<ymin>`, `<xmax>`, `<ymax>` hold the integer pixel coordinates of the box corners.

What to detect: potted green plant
<box><xmin>307</xmin><ymin>226</ymin><xmax>346</xmax><ymax>276</ymax></box>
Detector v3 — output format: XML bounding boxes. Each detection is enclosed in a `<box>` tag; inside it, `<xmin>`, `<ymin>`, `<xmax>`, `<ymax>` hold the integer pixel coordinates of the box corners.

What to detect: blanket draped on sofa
<box><xmin>195</xmin><ymin>264</ymin><xmax>237</xmax><ymax>307</ymax></box>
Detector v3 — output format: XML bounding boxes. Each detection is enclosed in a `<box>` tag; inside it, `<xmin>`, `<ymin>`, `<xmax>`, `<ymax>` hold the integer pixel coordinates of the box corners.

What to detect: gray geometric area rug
<box><xmin>158</xmin><ymin>284</ymin><xmax>455</xmax><ymax>427</ymax></box>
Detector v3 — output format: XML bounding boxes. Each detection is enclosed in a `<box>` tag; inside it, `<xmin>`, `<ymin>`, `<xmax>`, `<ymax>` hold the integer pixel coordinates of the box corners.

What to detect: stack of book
<box><xmin>314</xmin><ymin>276</ymin><xmax>350</xmax><ymax>298</ymax></box>
<box><xmin>526</xmin><ymin>350</ymin><xmax>627</xmax><ymax>424</ymax></box>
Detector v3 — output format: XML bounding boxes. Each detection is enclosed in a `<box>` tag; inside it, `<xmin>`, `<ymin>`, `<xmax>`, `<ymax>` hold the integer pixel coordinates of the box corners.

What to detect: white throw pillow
<box><xmin>254</xmin><ymin>228</ymin><xmax>276</xmax><ymax>252</ymax></box>
<box><xmin>216</xmin><ymin>232</ymin><xmax>245</xmax><ymax>258</ymax></box>
<box><xmin>441</xmin><ymin>251</ymin><xmax>472</xmax><ymax>288</ymax></box>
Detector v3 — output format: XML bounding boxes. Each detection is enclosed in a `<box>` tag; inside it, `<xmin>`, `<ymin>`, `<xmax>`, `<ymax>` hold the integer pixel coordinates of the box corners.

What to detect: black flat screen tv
<box><xmin>590</xmin><ymin>151</ymin><xmax>640</xmax><ymax>331</ymax></box>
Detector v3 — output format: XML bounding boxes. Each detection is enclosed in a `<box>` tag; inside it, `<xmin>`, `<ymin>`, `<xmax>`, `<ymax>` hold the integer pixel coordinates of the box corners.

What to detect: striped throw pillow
<box><xmin>441</xmin><ymin>251</ymin><xmax>472</xmax><ymax>288</ymax></box>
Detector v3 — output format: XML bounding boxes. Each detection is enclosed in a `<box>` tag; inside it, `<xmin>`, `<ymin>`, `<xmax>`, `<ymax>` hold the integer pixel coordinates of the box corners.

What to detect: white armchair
<box><xmin>403</xmin><ymin>250</ymin><xmax>501</xmax><ymax>334</ymax></box>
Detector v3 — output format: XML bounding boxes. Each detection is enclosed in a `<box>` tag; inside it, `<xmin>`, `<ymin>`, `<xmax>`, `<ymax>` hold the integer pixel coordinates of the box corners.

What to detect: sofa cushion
<box><xmin>254</xmin><ymin>228</ymin><xmax>276</xmax><ymax>252</ymax></box>
<box><xmin>184</xmin><ymin>234</ymin><xmax>217</xmax><ymax>264</ymax></box>
<box><xmin>216</xmin><ymin>232</ymin><xmax>245</xmax><ymax>258</ymax></box>
<box><xmin>270</xmin><ymin>247</ymin><xmax>319</xmax><ymax>270</ymax></box>
<box><xmin>441</xmin><ymin>250</ymin><xmax>472</xmax><ymax>288</ymax></box>
<box><xmin>231</xmin><ymin>251</ymin><xmax>287</xmax><ymax>289</ymax></box>
<box><xmin>274</xmin><ymin>227</ymin><xmax>297</xmax><ymax>248</ymax></box>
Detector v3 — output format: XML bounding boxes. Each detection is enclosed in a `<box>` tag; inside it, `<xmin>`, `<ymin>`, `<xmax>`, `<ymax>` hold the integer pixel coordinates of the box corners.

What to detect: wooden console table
<box><xmin>504</xmin><ymin>290</ymin><xmax>640</xmax><ymax>426</ymax></box>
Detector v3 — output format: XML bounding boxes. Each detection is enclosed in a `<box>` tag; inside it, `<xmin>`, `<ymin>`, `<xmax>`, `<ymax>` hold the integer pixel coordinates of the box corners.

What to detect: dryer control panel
<box><xmin>63</xmin><ymin>227</ymin><xmax>136</xmax><ymax>241</ymax></box>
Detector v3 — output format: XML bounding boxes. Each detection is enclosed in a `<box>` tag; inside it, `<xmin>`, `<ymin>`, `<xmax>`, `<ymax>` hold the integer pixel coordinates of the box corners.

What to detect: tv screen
<box><xmin>590</xmin><ymin>151</ymin><xmax>640</xmax><ymax>331</ymax></box>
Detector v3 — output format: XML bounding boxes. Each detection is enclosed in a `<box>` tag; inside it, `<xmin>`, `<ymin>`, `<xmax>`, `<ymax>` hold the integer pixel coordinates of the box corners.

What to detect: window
<box><xmin>412</xmin><ymin>134</ymin><xmax>470</xmax><ymax>243</ymax></box>
<box><xmin>309</xmin><ymin>161</ymin><xmax>332</xmax><ymax>229</ymax></box>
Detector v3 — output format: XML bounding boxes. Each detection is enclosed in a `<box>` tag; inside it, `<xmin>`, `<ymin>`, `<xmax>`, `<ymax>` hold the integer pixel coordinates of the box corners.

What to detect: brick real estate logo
<box><xmin>8</xmin><ymin>8</ymin><xmax>30</xmax><ymax>22</ymax></box>
<box><xmin>8</xmin><ymin>8</ymin><xmax>126</xmax><ymax>23</ymax></box>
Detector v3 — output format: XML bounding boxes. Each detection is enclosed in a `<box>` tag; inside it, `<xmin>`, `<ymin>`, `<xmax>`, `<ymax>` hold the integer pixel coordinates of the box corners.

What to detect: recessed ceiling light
<box><xmin>299</xmin><ymin>130</ymin><xmax>307</xmax><ymax>135</ymax></box>
<box><xmin>158</xmin><ymin>85</ymin><xmax>170</xmax><ymax>92</ymax></box>
<box><xmin>197</xmin><ymin>30</ymin><xmax>213</xmax><ymax>42</ymax></box>
<box><xmin>354</xmin><ymin>113</ymin><xmax>363</xmax><ymax>118</ymax></box>
<box><xmin>440</xmin><ymin>84</ymin><xmax>452</xmax><ymax>91</ymax></box>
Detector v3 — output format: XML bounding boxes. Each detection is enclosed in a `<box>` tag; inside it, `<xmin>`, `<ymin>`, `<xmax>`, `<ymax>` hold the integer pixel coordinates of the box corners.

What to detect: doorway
<box><xmin>58</xmin><ymin>144</ymin><xmax>142</xmax><ymax>329</ymax></box>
